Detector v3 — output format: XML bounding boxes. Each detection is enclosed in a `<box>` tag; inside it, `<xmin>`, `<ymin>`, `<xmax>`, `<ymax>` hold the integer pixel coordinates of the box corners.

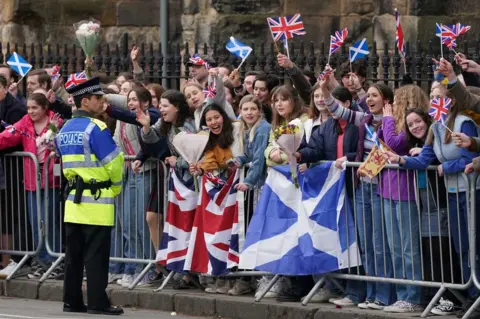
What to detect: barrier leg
<box><xmin>451</xmin><ymin>288</ymin><xmax>467</xmax><ymax>305</ymax></box>
<box><xmin>302</xmin><ymin>277</ymin><xmax>325</xmax><ymax>306</ymax></box>
<box><xmin>463</xmin><ymin>296</ymin><xmax>480</xmax><ymax>319</ymax></box>
<box><xmin>329</xmin><ymin>277</ymin><xmax>345</xmax><ymax>294</ymax></box>
<box><xmin>153</xmin><ymin>271</ymin><xmax>175</xmax><ymax>292</ymax></box>
<box><xmin>128</xmin><ymin>262</ymin><xmax>154</xmax><ymax>290</ymax></box>
<box><xmin>255</xmin><ymin>274</ymin><xmax>279</xmax><ymax>303</ymax></box>
<box><xmin>39</xmin><ymin>255</ymin><xmax>64</xmax><ymax>283</ymax></box>
<box><xmin>6</xmin><ymin>255</ymin><xmax>30</xmax><ymax>281</ymax></box>
<box><xmin>421</xmin><ymin>285</ymin><xmax>445</xmax><ymax>318</ymax></box>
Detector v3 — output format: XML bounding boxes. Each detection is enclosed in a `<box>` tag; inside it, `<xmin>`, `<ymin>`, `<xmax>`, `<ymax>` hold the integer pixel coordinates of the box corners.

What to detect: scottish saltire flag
<box><xmin>7</xmin><ymin>52</ymin><xmax>32</xmax><ymax>77</ymax></box>
<box><xmin>267</xmin><ymin>14</ymin><xmax>306</xmax><ymax>44</ymax></box>
<box><xmin>349</xmin><ymin>38</ymin><xmax>369</xmax><ymax>63</ymax></box>
<box><xmin>184</xmin><ymin>169</ymin><xmax>242</xmax><ymax>275</ymax></box>
<box><xmin>226</xmin><ymin>37</ymin><xmax>252</xmax><ymax>61</ymax></box>
<box><xmin>239</xmin><ymin>163</ymin><xmax>360</xmax><ymax>275</ymax></box>
<box><xmin>364</xmin><ymin>123</ymin><xmax>383</xmax><ymax>150</ymax></box>
<box><xmin>156</xmin><ymin>169</ymin><xmax>197</xmax><ymax>272</ymax></box>
<box><xmin>65</xmin><ymin>71</ymin><xmax>87</xmax><ymax>89</ymax></box>
<box><xmin>430</xmin><ymin>97</ymin><xmax>452</xmax><ymax>124</ymax></box>
<box><xmin>329</xmin><ymin>28</ymin><xmax>348</xmax><ymax>55</ymax></box>
<box><xmin>395</xmin><ymin>9</ymin><xmax>406</xmax><ymax>58</ymax></box>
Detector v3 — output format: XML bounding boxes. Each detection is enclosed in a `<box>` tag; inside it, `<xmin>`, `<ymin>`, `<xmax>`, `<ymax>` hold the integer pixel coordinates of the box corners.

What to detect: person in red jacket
<box><xmin>0</xmin><ymin>93</ymin><xmax>62</xmax><ymax>278</ymax></box>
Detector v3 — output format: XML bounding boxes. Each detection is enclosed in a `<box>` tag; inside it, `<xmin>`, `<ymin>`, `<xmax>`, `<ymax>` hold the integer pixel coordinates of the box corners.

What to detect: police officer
<box><xmin>55</xmin><ymin>77</ymin><xmax>124</xmax><ymax>315</ymax></box>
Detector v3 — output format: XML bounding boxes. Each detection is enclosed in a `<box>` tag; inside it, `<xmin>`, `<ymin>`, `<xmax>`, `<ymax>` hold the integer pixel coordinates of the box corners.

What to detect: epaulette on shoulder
<box><xmin>91</xmin><ymin>118</ymin><xmax>107</xmax><ymax>131</ymax></box>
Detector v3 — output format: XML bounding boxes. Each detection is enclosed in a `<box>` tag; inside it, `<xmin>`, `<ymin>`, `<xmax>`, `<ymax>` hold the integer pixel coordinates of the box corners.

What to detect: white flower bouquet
<box><xmin>37</xmin><ymin>114</ymin><xmax>62</xmax><ymax>151</ymax></box>
<box><xmin>74</xmin><ymin>18</ymin><xmax>101</xmax><ymax>58</ymax></box>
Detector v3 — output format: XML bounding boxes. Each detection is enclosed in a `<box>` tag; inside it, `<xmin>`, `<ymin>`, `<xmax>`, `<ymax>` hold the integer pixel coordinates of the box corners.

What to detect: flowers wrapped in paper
<box><xmin>273</xmin><ymin>119</ymin><xmax>304</xmax><ymax>188</ymax></box>
<box><xmin>171</xmin><ymin>130</ymin><xmax>210</xmax><ymax>191</ymax></box>
<box><xmin>74</xmin><ymin>18</ymin><xmax>101</xmax><ymax>58</ymax></box>
<box><xmin>36</xmin><ymin>114</ymin><xmax>62</xmax><ymax>151</ymax></box>
<box><xmin>358</xmin><ymin>140</ymin><xmax>394</xmax><ymax>179</ymax></box>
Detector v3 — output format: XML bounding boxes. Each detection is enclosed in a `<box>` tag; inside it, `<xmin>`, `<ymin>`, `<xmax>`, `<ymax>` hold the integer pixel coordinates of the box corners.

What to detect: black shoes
<box><xmin>87</xmin><ymin>306</ymin><xmax>124</xmax><ymax>315</ymax></box>
<box><xmin>63</xmin><ymin>303</ymin><xmax>87</xmax><ymax>313</ymax></box>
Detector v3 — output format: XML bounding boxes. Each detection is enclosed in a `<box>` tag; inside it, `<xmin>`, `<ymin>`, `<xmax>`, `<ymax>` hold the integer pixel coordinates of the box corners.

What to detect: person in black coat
<box><xmin>0</xmin><ymin>74</ymin><xmax>29</xmax><ymax>274</ymax></box>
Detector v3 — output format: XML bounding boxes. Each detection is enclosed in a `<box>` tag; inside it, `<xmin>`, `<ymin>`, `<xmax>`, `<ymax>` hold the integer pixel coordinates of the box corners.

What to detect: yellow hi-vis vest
<box><xmin>55</xmin><ymin>113</ymin><xmax>124</xmax><ymax>226</ymax></box>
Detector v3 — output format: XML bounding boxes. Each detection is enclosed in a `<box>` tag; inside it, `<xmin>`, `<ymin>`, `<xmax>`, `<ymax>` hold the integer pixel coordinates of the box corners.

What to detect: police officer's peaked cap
<box><xmin>66</xmin><ymin>77</ymin><xmax>105</xmax><ymax>97</ymax></box>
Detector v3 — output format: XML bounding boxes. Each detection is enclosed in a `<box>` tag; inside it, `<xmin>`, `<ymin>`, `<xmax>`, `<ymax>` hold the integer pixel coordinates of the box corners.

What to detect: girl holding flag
<box><xmin>383</xmin><ymin>93</ymin><xmax>480</xmax><ymax>313</ymax></box>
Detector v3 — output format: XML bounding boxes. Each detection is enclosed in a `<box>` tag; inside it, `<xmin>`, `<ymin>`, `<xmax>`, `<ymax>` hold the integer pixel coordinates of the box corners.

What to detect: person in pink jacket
<box><xmin>0</xmin><ymin>93</ymin><xmax>62</xmax><ymax>277</ymax></box>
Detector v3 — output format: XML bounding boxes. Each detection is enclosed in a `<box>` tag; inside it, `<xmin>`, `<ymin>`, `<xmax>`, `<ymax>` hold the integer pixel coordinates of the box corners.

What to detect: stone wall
<box><xmin>0</xmin><ymin>0</ymin><xmax>480</xmax><ymax>54</ymax></box>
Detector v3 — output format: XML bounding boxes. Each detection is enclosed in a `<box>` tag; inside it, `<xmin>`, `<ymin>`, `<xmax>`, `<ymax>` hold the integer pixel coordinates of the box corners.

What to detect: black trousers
<box><xmin>63</xmin><ymin>223</ymin><xmax>111</xmax><ymax>310</ymax></box>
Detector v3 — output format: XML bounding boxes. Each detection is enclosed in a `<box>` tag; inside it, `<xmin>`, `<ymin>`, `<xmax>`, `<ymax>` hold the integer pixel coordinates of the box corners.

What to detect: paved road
<box><xmin>0</xmin><ymin>297</ymin><xmax>212</xmax><ymax>319</ymax></box>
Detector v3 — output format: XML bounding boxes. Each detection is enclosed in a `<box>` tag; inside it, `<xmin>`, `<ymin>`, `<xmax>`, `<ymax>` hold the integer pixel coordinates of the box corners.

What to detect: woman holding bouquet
<box><xmin>0</xmin><ymin>93</ymin><xmax>62</xmax><ymax>276</ymax></box>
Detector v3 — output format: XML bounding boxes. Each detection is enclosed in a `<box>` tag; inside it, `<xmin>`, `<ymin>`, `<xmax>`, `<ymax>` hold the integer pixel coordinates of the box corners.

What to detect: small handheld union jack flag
<box><xmin>203</xmin><ymin>79</ymin><xmax>217</xmax><ymax>99</ymax></box>
<box><xmin>395</xmin><ymin>9</ymin><xmax>405</xmax><ymax>58</ymax></box>
<box><xmin>329</xmin><ymin>28</ymin><xmax>348</xmax><ymax>56</ymax></box>
<box><xmin>266</xmin><ymin>14</ymin><xmax>306</xmax><ymax>43</ymax></box>
<box><xmin>429</xmin><ymin>97</ymin><xmax>452</xmax><ymax>124</ymax></box>
<box><xmin>50</xmin><ymin>65</ymin><xmax>61</xmax><ymax>83</ymax></box>
<box><xmin>65</xmin><ymin>71</ymin><xmax>87</xmax><ymax>89</ymax></box>
<box><xmin>317</xmin><ymin>67</ymin><xmax>335</xmax><ymax>82</ymax></box>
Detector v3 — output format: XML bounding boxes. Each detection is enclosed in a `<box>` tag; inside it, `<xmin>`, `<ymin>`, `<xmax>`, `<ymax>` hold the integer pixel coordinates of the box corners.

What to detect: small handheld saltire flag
<box><xmin>429</xmin><ymin>97</ymin><xmax>452</xmax><ymax>124</ymax></box>
<box><xmin>395</xmin><ymin>9</ymin><xmax>406</xmax><ymax>58</ymax></box>
<box><xmin>239</xmin><ymin>163</ymin><xmax>360</xmax><ymax>275</ymax></box>
<box><xmin>349</xmin><ymin>38</ymin><xmax>369</xmax><ymax>63</ymax></box>
<box><xmin>157</xmin><ymin>169</ymin><xmax>197</xmax><ymax>272</ymax></box>
<box><xmin>329</xmin><ymin>28</ymin><xmax>348</xmax><ymax>55</ymax></box>
<box><xmin>267</xmin><ymin>14</ymin><xmax>306</xmax><ymax>45</ymax></box>
<box><xmin>184</xmin><ymin>169</ymin><xmax>242</xmax><ymax>275</ymax></box>
<box><xmin>364</xmin><ymin>123</ymin><xmax>383</xmax><ymax>150</ymax></box>
<box><xmin>226</xmin><ymin>37</ymin><xmax>252</xmax><ymax>61</ymax></box>
<box><xmin>65</xmin><ymin>71</ymin><xmax>87</xmax><ymax>89</ymax></box>
<box><xmin>7</xmin><ymin>52</ymin><xmax>32</xmax><ymax>77</ymax></box>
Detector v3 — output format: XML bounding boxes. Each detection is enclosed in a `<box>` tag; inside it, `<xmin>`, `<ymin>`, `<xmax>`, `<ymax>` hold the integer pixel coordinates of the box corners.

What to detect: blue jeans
<box><xmin>109</xmin><ymin>169</ymin><xmax>153</xmax><ymax>275</ymax></box>
<box><xmin>26</xmin><ymin>189</ymin><xmax>61</xmax><ymax>263</ymax></box>
<box><xmin>384</xmin><ymin>199</ymin><xmax>421</xmax><ymax>304</ymax></box>
<box><xmin>355</xmin><ymin>181</ymin><xmax>394</xmax><ymax>305</ymax></box>
<box><xmin>448</xmin><ymin>191</ymin><xmax>480</xmax><ymax>297</ymax></box>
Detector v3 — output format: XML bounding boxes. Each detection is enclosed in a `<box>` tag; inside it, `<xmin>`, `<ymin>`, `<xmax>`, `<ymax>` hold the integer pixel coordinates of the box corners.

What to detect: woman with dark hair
<box><xmin>146</xmin><ymin>83</ymin><xmax>165</xmax><ymax>109</ymax></box>
<box><xmin>0</xmin><ymin>93</ymin><xmax>62</xmax><ymax>278</ymax></box>
<box><xmin>253</xmin><ymin>74</ymin><xmax>280</xmax><ymax>123</ymax></box>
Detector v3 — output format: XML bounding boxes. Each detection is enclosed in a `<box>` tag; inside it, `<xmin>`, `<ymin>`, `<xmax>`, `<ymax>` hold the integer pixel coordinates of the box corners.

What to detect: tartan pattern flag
<box><xmin>429</xmin><ymin>97</ymin><xmax>452</xmax><ymax>124</ymax></box>
<box><xmin>267</xmin><ymin>14</ymin><xmax>306</xmax><ymax>43</ymax></box>
<box><xmin>184</xmin><ymin>169</ymin><xmax>241</xmax><ymax>275</ymax></box>
<box><xmin>329</xmin><ymin>28</ymin><xmax>348</xmax><ymax>55</ymax></box>
<box><xmin>156</xmin><ymin>169</ymin><xmax>197</xmax><ymax>272</ymax></box>
<box><xmin>395</xmin><ymin>9</ymin><xmax>406</xmax><ymax>58</ymax></box>
<box><xmin>7</xmin><ymin>52</ymin><xmax>32</xmax><ymax>77</ymax></box>
<box><xmin>349</xmin><ymin>38</ymin><xmax>369</xmax><ymax>63</ymax></box>
<box><xmin>65</xmin><ymin>71</ymin><xmax>87</xmax><ymax>89</ymax></box>
<box><xmin>203</xmin><ymin>78</ymin><xmax>217</xmax><ymax>98</ymax></box>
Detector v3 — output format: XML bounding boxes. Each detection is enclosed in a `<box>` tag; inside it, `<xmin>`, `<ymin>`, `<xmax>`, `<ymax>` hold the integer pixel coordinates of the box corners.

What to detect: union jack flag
<box><xmin>184</xmin><ymin>169</ymin><xmax>241</xmax><ymax>275</ymax></box>
<box><xmin>429</xmin><ymin>97</ymin><xmax>452</xmax><ymax>124</ymax></box>
<box><xmin>50</xmin><ymin>65</ymin><xmax>61</xmax><ymax>83</ymax></box>
<box><xmin>329</xmin><ymin>28</ymin><xmax>348</xmax><ymax>55</ymax></box>
<box><xmin>65</xmin><ymin>71</ymin><xmax>87</xmax><ymax>89</ymax></box>
<box><xmin>267</xmin><ymin>14</ymin><xmax>306</xmax><ymax>43</ymax></box>
<box><xmin>395</xmin><ymin>9</ymin><xmax>405</xmax><ymax>58</ymax></box>
<box><xmin>203</xmin><ymin>78</ymin><xmax>217</xmax><ymax>98</ymax></box>
<box><xmin>436</xmin><ymin>24</ymin><xmax>458</xmax><ymax>49</ymax></box>
<box><xmin>317</xmin><ymin>67</ymin><xmax>335</xmax><ymax>82</ymax></box>
<box><xmin>156</xmin><ymin>170</ymin><xmax>197</xmax><ymax>272</ymax></box>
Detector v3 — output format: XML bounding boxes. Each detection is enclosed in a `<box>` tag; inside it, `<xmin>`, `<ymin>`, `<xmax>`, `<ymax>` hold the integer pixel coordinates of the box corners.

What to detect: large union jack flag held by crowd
<box><xmin>267</xmin><ymin>14</ymin><xmax>306</xmax><ymax>43</ymax></box>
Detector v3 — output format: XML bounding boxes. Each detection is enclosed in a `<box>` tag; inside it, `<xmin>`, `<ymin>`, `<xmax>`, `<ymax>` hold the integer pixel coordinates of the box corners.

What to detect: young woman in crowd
<box><xmin>252</xmin><ymin>74</ymin><xmax>280</xmax><ymax>123</ymax></box>
<box><xmin>339</xmin><ymin>61</ymin><xmax>369</xmax><ymax>112</ymax></box>
<box><xmin>183</xmin><ymin>68</ymin><xmax>236</xmax><ymax>129</ymax></box>
<box><xmin>296</xmin><ymin>85</ymin><xmax>359</xmax><ymax>303</ymax></box>
<box><xmin>0</xmin><ymin>93</ymin><xmax>62</xmax><ymax>278</ymax></box>
<box><xmin>384</xmin><ymin>93</ymin><xmax>480</xmax><ymax>316</ymax></box>
<box><xmin>109</xmin><ymin>86</ymin><xmax>160</xmax><ymax>288</ymax></box>
<box><xmin>259</xmin><ymin>85</ymin><xmax>311</xmax><ymax>301</ymax></box>
<box><xmin>139</xmin><ymin>89</ymin><xmax>197</xmax><ymax>290</ymax></box>
<box><xmin>146</xmin><ymin>83</ymin><xmax>165</xmax><ymax>109</ymax></box>
<box><xmin>322</xmin><ymin>74</ymin><xmax>395</xmax><ymax>310</ymax></box>
<box><xmin>301</xmin><ymin>82</ymin><xmax>331</xmax><ymax>146</ymax></box>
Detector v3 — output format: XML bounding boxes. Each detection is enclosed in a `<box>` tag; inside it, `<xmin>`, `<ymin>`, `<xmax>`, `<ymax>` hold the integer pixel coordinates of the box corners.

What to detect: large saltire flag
<box><xmin>156</xmin><ymin>169</ymin><xmax>197</xmax><ymax>272</ymax></box>
<box><xmin>239</xmin><ymin>163</ymin><xmax>360</xmax><ymax>275</ymax></box>
<box><xmin>184</xmin><ymin>169</ymin><xmax>243</xmax><ymax>275</ymax></box>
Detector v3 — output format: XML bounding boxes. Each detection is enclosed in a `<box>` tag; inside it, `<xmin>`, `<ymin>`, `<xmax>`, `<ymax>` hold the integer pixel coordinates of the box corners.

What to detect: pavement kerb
<box><xmin>0</xmin><ymin>279</ymin><xmax>430</xmax><ymax>319</ymax></box>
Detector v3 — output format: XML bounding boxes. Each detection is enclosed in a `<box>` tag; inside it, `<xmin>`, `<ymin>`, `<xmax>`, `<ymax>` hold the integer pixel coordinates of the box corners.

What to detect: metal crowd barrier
<box><xmin>0</xmin><ymin>152</ymin><xmax>43</xmax><ymax>280</ymax></box>
<box><xmin>41</xmin><ymin>154</ymin><xmax>169</xmax><ymax>290</ymax></box>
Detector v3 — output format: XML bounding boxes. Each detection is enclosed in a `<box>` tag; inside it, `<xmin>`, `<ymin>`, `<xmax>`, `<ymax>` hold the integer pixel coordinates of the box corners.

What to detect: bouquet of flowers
<box><xmin>37</xmin><ymin>114</ymin><xmax>62</xmax><ymax>151</ymax></box>
<box><xmin>172</xmin><ymin>130</ymin><xmax>210</xmax><ymax>192</ymax></box>
<box><xmin>273</xmin><ymin>119</ymin><xmax>303</xmax><ymax>188</ymax></box>
<box><xmin>74</xmin><ymin>18</ymin><xmax>101</xmax><ymax>58</ymax></box>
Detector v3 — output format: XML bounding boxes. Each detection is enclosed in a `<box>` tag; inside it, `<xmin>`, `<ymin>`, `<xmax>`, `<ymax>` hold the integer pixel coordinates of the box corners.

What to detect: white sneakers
<box><xmin>0</xmin><ymin>260</ymin><xmax>17</xmax><ymax>278</ymax></box>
